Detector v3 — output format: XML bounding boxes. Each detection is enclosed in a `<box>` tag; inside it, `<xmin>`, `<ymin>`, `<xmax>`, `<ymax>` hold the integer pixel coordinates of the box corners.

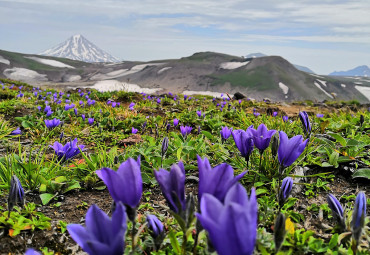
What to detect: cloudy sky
<box><xmin>1</xmin><ymin>0</ymin><xmax>370</xmax><ymax>74</ymax></box>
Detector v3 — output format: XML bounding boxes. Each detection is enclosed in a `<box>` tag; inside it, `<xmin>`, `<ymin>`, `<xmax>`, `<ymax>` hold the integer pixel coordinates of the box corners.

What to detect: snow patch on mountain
<box><xmin>87</xmin><ymin>80</ymin><xmax>162</xmax><ymax>93</ymax></box>
<box><xmin>220</xmin><ymin>61</ymin><xmax>249</xmax><ymax>69</ymax></box>
<box><xmin>40</xmin><ymin>34</ymin><xmax>119</xmax><ymax>63</ymax></box>
<box><xmin>3</xmin><ymin>68</ymin><xmax>48</xmax><ymax>82</ymax></box>
<box><xmin>316</xmin><ymin>79</ymin><xmax>327</xmax><ymax>87</ymax></box>
<box><xmin>0</xmin><ymin>55</ymin><xmax>10</xmax><ymax>65</ymax></box>
<box><xmin>25</xmin><ymin>56</ymin><xmax>75</xmax><ymax>68</ymax></box>
<box><xmin>314</xmin><ymin>81</ymin><xmax>333</xmax><ymax>99</ymax></box>
<box><xmin>90</xmin><ymin>63</ymin><xmax>164</xmax><ymax>80</ymax></box>
<box><xmin>355</xmin><ymin>86</ymin><xmax>370</xmax><ymax>100</ymax></box>
<box><xmin>279</xmin><ymin>82</ymin><xmax>289</xmax><ymax>94</ymax></box>
<box><xmin>183</xmin><ymin>90</ymin><xmax>224</xmax><ymax>98</ymax></box>
<box><xmin>158</xmin><ymin>67</ymin><xmax>172</xmax><ymax>74</ymax></box>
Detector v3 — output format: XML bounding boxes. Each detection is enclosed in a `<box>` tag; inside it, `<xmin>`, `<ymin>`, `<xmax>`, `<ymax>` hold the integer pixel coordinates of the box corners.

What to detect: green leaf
<box><xmin>63</xmin><ymin>181</ymin><xmax>81</xmax><ymax>193</ymax></box>
<box><xmin>328</xmin><ymin>151</ymin><xmax>339</xmax><ymax>168</ymax></box>
<box><xmin>201</xmin><ymin>130</ymin><xmax>214</xmax><ymax>140</ymax></box>
<box><xmin>328</xmin><ymin>233</ymin><xmax>338</xmax><ymax>250</ymax></box>
<box><xmin>176</xmin><ymin>147</ymin><xmax>182</xmax><ymax>161</ymax></box>
<box><xmin>352</xmin><ymin>168</ymin><xmax>370</xmax><ymax>180</ymax></box>
<box><xmin>328</xmin><ymin>132</ymin><xmax>346</xmax><ymax>147</ymax></box>
<box><xmin>168</xmin><ymin>230</ymin><xmax>181</xmax><ymax>255</ymax></box>
<box><xmin>40</xmin><ymin>193</ymin><xmax>55</xmax><ymax>205</ymax></box>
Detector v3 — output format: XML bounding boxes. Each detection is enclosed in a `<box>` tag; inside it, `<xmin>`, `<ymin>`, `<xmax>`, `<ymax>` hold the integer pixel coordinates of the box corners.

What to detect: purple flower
<box><xmin>74</xmin><ymin>108</ymin><xmax>78</xmax><ymax>115</ymax></box>
<box><xmin>196</xmin><ymin>184</ymin><xmax>257</xmax><ymax>255</ymax></box>
<box><xmin>232</xmin><ymin>129</ymin><xmax>254</xmax><ymax>161</ymax></box>
<box><xmin>88</xmin><ymin>118</ymin><xmax>94</xmax><ymax>126</ymax></box>
<box><xmin>67</xmin><ymin>203</ymin><xmax>127</xmax><ymax>255</ymax></box>
<box><xmin>129</xmin><ymin>102</ymin><xmax>135</xmax><ymax>110</ymax></box>
<box><xmin>147</xmin><ymin>214</ymin><xmax>164</xmax><ymax>238</ymax></box>
<box><xmin>79</xmin><ymin>100</ymin><xmax>84</xmax><ymax>106</ymax></box>
<box><xmin>327</xmin><ymin>194</ymin><xmax>345</xmax><ymax>229</ymax></box>
<box><xmin>184</xmin><ymin>95</ymin><xmax>188</xmax><ymax>101</ymax></box>
<box><xmin>278</xmin><ymin>131</ymin><xmax>308</xmax><ymax>169</ymax></box>
<box><xmin>282</xmin><ymin>116</ymin><xmax>289</xmax><ymax>122</ymax></box>
<box><xmin>273</xmin><ymin>111</ymin><xmax>278</xmax><ymax>117</ymax></box>
<box><xmin>253</xmin><ymin>112</ymin><xmax>260</xmax><ymax>117</ymax></box>
<box><xmin>352</xmin><ymin>192</ymin><xmax>366</xmax><ymax>231</ymax></box>
<box><xmin>173</xmin><ymin>119</ymin><xmax>179</xmax><ymax>127</ymax></box>
<box><xmin>132</xmin><ymin>127</ymin><xmax>138</xmax><ymax>134</ymax></box>
<box><xmin>279</xmin><ymin>177</ymin><xmax>293</xmax><ymax>206</ymax></box>
<box><xmin>96</xmin><ymin>157</ymin><xmax>142</xmax><ymax>209</ymax></box>
<box><xmin>316</xmin><ymin>113</ymin><xmax>324</xmax><ymax>118</ymax></box>
<box><xmin>25</xmin><ymin>249</ymin><xmax>42</xmax><ymax>255</ymax></box>
<box><xmin>154</xmin><ymin>162</ymin><xmax>186</xmax><ymax>213</ymax></box>
<box><xmin>46</xmin><ymin>110</ymin><xmax>53</xmax><ymax>117</ymax></box>
<box><xmin>220</xmin><ymin>126</ymin><xmax>233</xmax><ymax>142</ymax></box>
<box><xmin>157</xmin><ymin>98</ymin><xmax>161</xmax><ymax>104</ymax></box>
<box><xmin>8</xmin><ymin>175</ymin><xmax>25</xmax><ymax>212</ymax></box>
<box><xmin>196</xmin><ymin>111</ymin><xmax>202</xmax><ymax>117</ymax></box>
<box><xmin>180</xmin><ymin>126</ymin><xmax>192</xmax><ymax>139</ymax></box>
<box><xmin>299</xmin><ymin>111</ymin><xmax>311</xmax><ymax>135</ymax></box>
<box><xmin>45</xmin><ymin>118</ymin><xmax>62</xmax><ymax>129</ymax></box>
<box><xmin>10</xmin><ymin>127</ymin><xmax>21</xmax><ymax>135</ymax></box>
<box><xmin>37</xmin><ymin>106</ymin><xmax>41</xmax><ymax>111</ymax></box>
<box><xmin>81</xmin><ymin>114</ymin><xmax>85</xmax><ymax>121</ymax></box>
<box><xmin>44</xmin><ymin>105</ymin><xmax>51</xmax><ymax>113</ymax></box>
<box><xmin>249</xmin><ymin>124</ymin><xmax>276</xmax><ymax>153</ymax></box>
<box><xmin>197</xmin><ymin>156</ymin><xmax>246</xmax><ymax>203</ymax></box>
<box><xmin>112</xmin><ymin>102</ymin><xmax>117</xmax><ymax>108</ymax></box>
<box><xmin>238</xmin><ymin>100</ymin><xmax>242</xmax><ymax>104</ymax></box>
<box><xmin>50</xmin><ymin>138</ymin><xmax>85</xmax><ymax>162</ymax></box>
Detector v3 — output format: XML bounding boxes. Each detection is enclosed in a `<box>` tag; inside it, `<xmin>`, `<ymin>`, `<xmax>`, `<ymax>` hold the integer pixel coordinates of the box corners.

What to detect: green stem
<box><xmin>181</xmin><ymin>231</ymin><xmax>188</xmax><ymax>255</ymax></box>
<box><xmin>130</xmin><ymin>219</ymin><xmax>136</xmax><ymax>255</ymax></box>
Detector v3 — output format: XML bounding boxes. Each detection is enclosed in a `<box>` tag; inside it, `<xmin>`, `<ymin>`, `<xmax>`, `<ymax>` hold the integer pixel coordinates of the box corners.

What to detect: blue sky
<box><xmin>0</xmin><ymin>0</ymin><xmax>370</xmax><ymax>74</ymax></box>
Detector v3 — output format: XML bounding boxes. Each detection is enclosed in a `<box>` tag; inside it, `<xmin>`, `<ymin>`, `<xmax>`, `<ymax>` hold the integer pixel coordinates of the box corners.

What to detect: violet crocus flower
<box><xmin>282</xmin><ymin>116</ymin><xmax>289</xmax><ymax>122</ymax></box>
<box><xmin>197</xmin><ymin>156</ymin><xmax>246</xmax><ymax>203</ymax></box>
<box><xmin>278</xmin><ymin>131</ymin><xmax>308</xmax><ymax>170</ymax></box>
<box><xmin>220</xmin><ymin>126</ymin><xmax>233</xmax><ymax>142</ymax></box>
<box><xmin>273</xmin><ymin>111</ymin><xmax>278</xmax><ymax>117</ymax></box>
<box><xmin>147</xmin><ymin>214</ymin><xmax>164</xmax><ymax>238</ymax></box>
<box><xmin>51</xmin><ymin>138</ymin><xmax>85</xmax><ymax>163</ymax></box>
<box><xmin>46</xmin><ymin>110</ymin><xmax>53</xmax><ymax>117</ymax></box>
<box><xmin>327</xmin><ymin>194</ymin><xmax>345</xmax><ymax>230</ymax></box>
<box><xmin>81</xmin><ymin>114</ymin><xmax>85</xmax><ymax>121</ymax></box>
<box><xmin>299</xmin><ymin>111</ymin><xmax>311</xmax><ymax>136</ymax></box>
<box><xmin>196</xmin><ymin>184</ymin><xmax>257</xmax><ymax>255</ymax></box>
<box><xmin>8</xmin><ymin>175</ymin><xmax>25</xmax><ymax>213</ymax></box>
<box><xmin>67</xmin><ymin>203</ymin><xmax>127</xmax><ymax>255</ymax></box>
<box><xmin>132</xmin><ymin>127</ymin><xmax>138</xmax><ymax>134</ymax></box>
<box><xmin>180</xmin><ymin>126</ymin><xmax>192</xmax><ymax>139</ymax></box>
<box><xmin>10</xmin><ymin>127</ymin><xmax>21</xmax><ymax>135</ymax></box>
<box><xmin>45</xmin><ymin>118</ymin><xmax>62</xmax><ymax>129</ymax></box>
<box><xmin>249</xmin><ymin>124</ymin><xmax>276</xmax><ymax>154</ymax></box>
<box><xmin>278</xmin><ymin>177</ymin><xmax>293</xmax><ymax>207</ymax></box>
<box><xmin>74</xmin><ymin>108</ymin><xmax>78</xmax><ymax>115</ymax></box>
<box><xmin>316</xmin><ymin>113</ymin><xmax>324</xmax><ymax>118</ymax></box>
<box><xmin>25</xmin><ymin>249</ymin><xmax>42</xmax><ymax>255</ymax></box>
<box><xmin>253</xmin><ymin>112</ymin><xmax>260</xmax><ymax>117</ymax></box>
<box><xmin>129</xmin><ymin>102</ymin><xmax>135</xmax><ymax>110</ymax></box>
<box><xmin>154</xmin><ymin>162</ymin><xmax>186</xmax><ymax>213</ymax></box>
<box><xmin>196</xmin><ymin>111</ymin><xmax>202</xmax><ymax>117</ymax></box>
<box><xmin>351</xmin><ymin>192</ymin><xmax>366</xmax><ymax>242</ymax></box>
<box><xmin>232</xmin><ymin>129</ymin><xmax>254</xmax><ymax>163</ymax></box>
<box><xmin>88</xmin><ymin>118</ymin><xmax>94</xmax><ymax>126</ymax></box>
<box><xmin>96</xmin><ymin>157</ymin><xmax>142</xmax><ymax>210</ymax></box>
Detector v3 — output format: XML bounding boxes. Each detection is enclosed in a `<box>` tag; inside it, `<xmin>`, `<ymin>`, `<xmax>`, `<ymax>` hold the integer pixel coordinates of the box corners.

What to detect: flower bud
<box><xmin>161</xmin><ymin>137</ymin><xmax>169</xmax><ymax>157</ymax></box>
<box><xmin>8</xmin><ymin>175</ymin><xmax>25</xmax><ymax>213</ymax></box>
<box><xmin>351</xmin><ymin>192</ymin><xmax>366</xmax><ymax>242</ymax></box>
<box><xmin>327</xmin><ymin>194</ymin><xmax>345</xmax><ymax>230</ymax></box>
<box><xmin>279</xmin><ymin>177</ymin><xmax>293</xmax><ymax>207</ymax></box>
<box><xmin>274</xmin><ymin>213</ymin><xmax>286</xmax><ymax>252</ymax></box>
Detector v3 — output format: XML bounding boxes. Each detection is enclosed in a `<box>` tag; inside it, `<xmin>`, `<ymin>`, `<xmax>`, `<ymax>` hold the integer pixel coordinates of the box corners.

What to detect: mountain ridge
<box><xmin>329</xmin><ymin>65</ymin><xmax>370</xmax><ymax>77</ymax></box>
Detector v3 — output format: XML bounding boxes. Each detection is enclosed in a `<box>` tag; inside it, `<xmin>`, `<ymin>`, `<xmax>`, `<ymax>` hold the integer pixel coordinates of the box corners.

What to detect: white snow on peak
<box><xmin>310</xmin><ymin>74</ymin><xmax>325</xmax><ymax>79</ymax></box>
<box><xmin>354</xmin><ymin>82</ymin><xmax>363</xmax><ymax>85</ymax></box>
<box><xmin>158</xmin><ymin>67</ymin><xmax>172</xmax><ymax>74</ymax></box>
<box><xmin>25</xmin><ymin>56</ymin><xmax>75</xmax><ymax>68</ymax></box>
<box><xmin>314</xmin><ymin>81</ymin><xmax>333</xmax><ymax>99</ymax></box>
<box><xmin>316</xmin><ymin>79</ymin><xmax>327</xmax><ymax>87</ymax></box>
<box><xmin>355</xmin><ymin>86</ymin><xmax>370</xmax><ymax>101</ymax></box>
<box><xmin>40</xmin><ymin>34</ymin><xmax>120</xmax><ymax>63</ymax></box>
<box><xmin>87</xmin><ymin>80</ymin><xmax>162</xmax><ymax>93</ymax></box>
<box><xmin>341</xmin><ymin>84</ymin><xmax>346</xmax><ymax>88</ymax></box>
<box><xmin>220</xmin><ymin>61</ymin><xmax>249</xmax><ymax>70</ymax></box>
<box><xmin>278</xmin><ymin>82</ymin><xmax>289</xmax><ymax>95</ymax></box>
<box><xmin>3</xmin><ymin>68</ymin><xmax>48</xmax><ymax>82</ymax></box>
<box><xmin>0</xmin><ymin>55</ymin><xmax>10</xmax><ymax>65</ymax></box>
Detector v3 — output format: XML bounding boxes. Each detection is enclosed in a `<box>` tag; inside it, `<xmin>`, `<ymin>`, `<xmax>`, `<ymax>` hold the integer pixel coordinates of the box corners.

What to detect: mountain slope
<box><xmin>40</xmin><ymin>34</ymin><xmax>120</xmax><ymax>63</ymax></box>
<box><xmin>245</xmin><ymin>52</ymin><xmax>315</xmax><ymax>74</ymax></box>
<box><xmin>330</xmin><ymin>65</ymin><xmax>370</xmax><ymax>77</ymax></box>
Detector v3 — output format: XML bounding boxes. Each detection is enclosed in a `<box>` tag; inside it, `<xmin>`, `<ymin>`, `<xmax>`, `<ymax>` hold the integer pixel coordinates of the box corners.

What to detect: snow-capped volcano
<box><xmin>40</xmin><ymin>34</ymin><xmax>120</xmax><ymax>63</ymax></box>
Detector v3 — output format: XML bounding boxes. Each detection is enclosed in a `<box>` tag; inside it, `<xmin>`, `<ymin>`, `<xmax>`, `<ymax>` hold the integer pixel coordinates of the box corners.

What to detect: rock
<box><xmin>233</xmin><ymin>92</ymin><xmax>246</xmax><ymax>100</ymax></box>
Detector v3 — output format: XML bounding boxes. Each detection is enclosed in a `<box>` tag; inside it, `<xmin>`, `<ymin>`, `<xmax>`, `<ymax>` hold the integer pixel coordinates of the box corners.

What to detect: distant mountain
<box><xmin>245</xmin><ymin>52</ymin><xmax>315</xmax><ymax>74</ymax></box>
<box><xmin>40</xmin><ymin>34</ymin><xmax>120</xmax><ymax>63</ymax></box>
<box><xmin>329</xmin><ymin>65</ymin><xmax>370</xmax><ymax>77</ymax></box>
<box><xmin>1</xmin><ymin>49</ymin><xmax>369</xmax><ymax>102</ymax></box>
